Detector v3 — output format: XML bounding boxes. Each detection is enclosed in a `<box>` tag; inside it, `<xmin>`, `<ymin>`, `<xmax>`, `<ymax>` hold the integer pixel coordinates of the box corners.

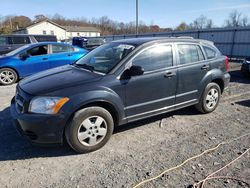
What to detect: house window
<box><xmin>43</xmin><ymin>30</ymin><xmax>46</xmax><ymax>35</ymax></box>
<box><xmin>77</xmin><ymin>32</ymin><xmax>80</xmax><ymax>36</ymax></box>
<box><xmin>50</xmin><ymin>30</ymin><xmax>54</xmax><ymax>35</ymax></box>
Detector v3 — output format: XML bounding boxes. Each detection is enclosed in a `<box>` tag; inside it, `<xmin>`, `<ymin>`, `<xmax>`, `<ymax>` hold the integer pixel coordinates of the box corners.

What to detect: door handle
<box><xmin>42</xmin><ymin>58</ymin><xmax>48</xmax><ymax>60</ymax></box>
<box><xmin>201</xmin><ymin>65</ymin><xmax>209</xmax><ymax>70</ymax></box>
<box><xmin>164</xmin><ymin>71</ymin><xmax>176</xmax><ymax>78</ymax></box>
<box><xmin>5</xmin><ymin>47</ymin><xmax>11</xmax><ymax>49</ymax></box>
<box><xmin>68</xmin><ymin>54</ymin><xmax>73</xmax><ymax>56</ymax></box>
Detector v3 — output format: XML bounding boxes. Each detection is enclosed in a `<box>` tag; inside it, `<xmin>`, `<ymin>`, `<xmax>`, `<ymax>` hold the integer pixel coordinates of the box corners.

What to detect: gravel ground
<box><xmin>0</xmin><ymin>62</ymin><xmax>249</xmax><ymax>188</ymax></box>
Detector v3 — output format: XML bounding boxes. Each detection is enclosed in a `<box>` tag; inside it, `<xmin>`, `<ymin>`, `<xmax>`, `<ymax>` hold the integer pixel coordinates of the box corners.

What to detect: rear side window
<box><xmin>132</xmin><ymin>45</ymin><xmax>173</xmax><ymax>72</ymax></box>
<box><xmin>204</xmin><ymin>46</ymin><xmax>217</xmax><ymax>59</ymax></box>
<box><xmin>177</xmin><ymin>44</ymin><xmax>204</xmax><ymax>65</ymax></box>
<box><xmin>52</xmin><ymin>44</ymin><xmax>69</xmax><ymax>53</ymax></box>
<box><xmin>11</xmin><ymin>36</ymin><xmax>30</xmax><ymax>44</ymax></box>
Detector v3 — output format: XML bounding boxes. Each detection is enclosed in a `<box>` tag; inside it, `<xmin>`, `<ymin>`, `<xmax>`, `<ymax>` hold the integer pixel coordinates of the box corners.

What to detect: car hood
<box><xmin>19</xmin><ymin>65</ymin><xmax>103</xmax><ymax>95</ymax></box>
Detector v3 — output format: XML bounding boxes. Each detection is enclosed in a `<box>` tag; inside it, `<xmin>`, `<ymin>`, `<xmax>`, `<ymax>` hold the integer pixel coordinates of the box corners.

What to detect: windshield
<box><xmin>75</xmin><ymin>43</ymin><xmax>135</xmax><ymax>74</ymax></box>
<box><xmin>6</xmin><ymin>44</ymin><xmax>30</xmax><ymax>56</ymax></box>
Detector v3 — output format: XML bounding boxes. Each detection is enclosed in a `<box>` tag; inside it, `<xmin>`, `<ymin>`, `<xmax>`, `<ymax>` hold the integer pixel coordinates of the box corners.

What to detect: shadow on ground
<box><xmin>236</xmin><ymin>99</ymin><xmax>250</xmax><ymax>108</ymax></box>
<box><xmin>0</xmin><ymin>105</ymin><xmax>198</xmax><ymax>162</ymax></box>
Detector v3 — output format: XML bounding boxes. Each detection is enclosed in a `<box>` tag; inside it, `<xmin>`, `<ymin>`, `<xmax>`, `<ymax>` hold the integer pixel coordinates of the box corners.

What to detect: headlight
<box><xmin>29</xmin><ymin>97</ymin><xmax>69</xmax><ymax>114</ymax></box>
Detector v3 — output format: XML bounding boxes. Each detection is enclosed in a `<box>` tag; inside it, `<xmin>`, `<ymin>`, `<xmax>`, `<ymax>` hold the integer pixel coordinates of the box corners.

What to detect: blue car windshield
<box><xmin>75</xmin><ymin>43</ymin><xmax>135</xmax><ymax>74</ymax></box>
<box><xmin>6</xmin><ymin>45</ymin><xmax>30</xmax><ymax>56</ymax></box>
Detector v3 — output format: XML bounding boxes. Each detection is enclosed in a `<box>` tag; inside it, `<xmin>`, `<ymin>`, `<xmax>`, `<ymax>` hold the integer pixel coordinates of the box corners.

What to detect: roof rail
<box><xmin>177</xmin><ymin>36</ymin><xmax>194</xmax><ymax>39</ymax></box>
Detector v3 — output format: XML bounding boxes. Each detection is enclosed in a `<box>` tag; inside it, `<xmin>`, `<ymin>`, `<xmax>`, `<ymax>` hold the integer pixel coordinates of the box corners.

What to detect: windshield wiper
<box><xmin>74</xmin><ymin>64</ymin><xmax>95</xmax><ymax>72</ymax></box>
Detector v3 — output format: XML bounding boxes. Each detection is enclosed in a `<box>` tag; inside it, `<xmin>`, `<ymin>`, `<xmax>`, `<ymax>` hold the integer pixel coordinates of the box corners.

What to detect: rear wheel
<box><xmin>65</xmin><ymin>107</ymin><xmax>114</xmax><ymax>153</ymax></box>
<box><xmin>195</xmin><ymin>83</ymin><xmax>221</xmax><ymax>113</ymax></box>
<box><xmin>0</xmin><ymin>68</ymin><xmax>18</xmax><ymax>85</ymax></box>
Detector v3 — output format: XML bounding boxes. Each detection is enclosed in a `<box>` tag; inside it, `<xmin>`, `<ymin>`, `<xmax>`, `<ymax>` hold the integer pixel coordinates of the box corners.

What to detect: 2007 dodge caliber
<box><xmin>11</xmin><ymin>37</ymin><xmax>230</xmax><ymax>153</ymax></box>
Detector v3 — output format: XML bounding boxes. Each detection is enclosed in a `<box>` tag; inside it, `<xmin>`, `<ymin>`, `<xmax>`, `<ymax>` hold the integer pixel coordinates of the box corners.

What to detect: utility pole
<box><xmin>136</xmin><ymin>0</ymin><xmax>139</xmax><ymax>34</ymax></box>
<box><xmin>9</xmin><ymin>17</ymin><xmax>13</xmax><ymax>30</ymax></box>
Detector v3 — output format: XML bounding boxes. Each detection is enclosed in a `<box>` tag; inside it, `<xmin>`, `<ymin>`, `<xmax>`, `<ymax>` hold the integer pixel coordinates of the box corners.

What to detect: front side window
<box><xmin>52</xmin><ymin>44</ymin><xmax>69</xmax><ymax>54</ymax></box>
<box><xmin>132</xmin><ymin>45</ymin><xmax>173</xmax><ymax>72</ymax></box>
<box><xmin>75</xmin><ymin>43</ymin><xmax>135</xmax><ymax>74</ymax></box>
<box><xmin>27</xmin><ymin>45</ymin><xmax>48</xmax><ymax>56</ymax></box>
<box><xmin>204</xmin><ymin>46</ymin><xmax>217</xmax><ymax>59</ymax></box>
<box><xmin>177</xmin><ymin>44</ymin><xmax>204</xmax><ymax>65</ymax></box>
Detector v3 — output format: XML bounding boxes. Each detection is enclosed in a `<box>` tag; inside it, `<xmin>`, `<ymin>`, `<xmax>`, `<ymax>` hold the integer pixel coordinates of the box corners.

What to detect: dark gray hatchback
<box><xmin>11</xmin><ymin>37</ymin><xmax>230</xmax><ymax>153</ymax></box>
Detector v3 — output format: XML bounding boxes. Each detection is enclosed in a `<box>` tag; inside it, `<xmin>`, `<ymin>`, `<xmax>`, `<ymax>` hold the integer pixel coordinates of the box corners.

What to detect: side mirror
<box><xmin>20</xmin><ymin>53</ymin><xmax>30</xmax><ymax>61</ymax></box>
<box><xmin>129</xmin><ymin>65</ymin><xmax>144</xmax><ymax>76</ymax></box>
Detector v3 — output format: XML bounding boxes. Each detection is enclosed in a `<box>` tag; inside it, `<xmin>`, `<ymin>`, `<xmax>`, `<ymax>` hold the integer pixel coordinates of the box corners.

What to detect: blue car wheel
<box><xmin>0</xmin><ymin>68</ymin><xmax>18</xmax><ymax>85</ymax></box>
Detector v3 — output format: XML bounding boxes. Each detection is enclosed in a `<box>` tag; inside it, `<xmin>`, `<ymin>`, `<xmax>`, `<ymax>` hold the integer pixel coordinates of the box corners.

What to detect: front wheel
<box><xmin>195</xmin><ymin>83</ymin><xmax>221</xmax><ymax>113</ymax></box>
<box><xmin>65</xmin><ymin>107</ymin><xmax>114</xmax><ymax>153</ymax></box>
<box><xmin>0</xmin><ymin>68</ymin><xmax>18</xmax><ymax>85</ymax></box>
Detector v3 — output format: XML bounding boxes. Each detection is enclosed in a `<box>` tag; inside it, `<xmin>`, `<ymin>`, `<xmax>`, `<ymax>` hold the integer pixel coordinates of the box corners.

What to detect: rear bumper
<box><xmin>10</xmin><ymin>98</ymin><xmax>66</xmax><ymax>145</ymax></box>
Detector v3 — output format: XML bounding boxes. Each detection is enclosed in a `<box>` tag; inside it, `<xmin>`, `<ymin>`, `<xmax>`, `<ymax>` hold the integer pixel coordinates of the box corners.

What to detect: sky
<box><xmin>1</xmin><ymin>0</ymin><xmax>250</xmax><ymax>28</ymax></box>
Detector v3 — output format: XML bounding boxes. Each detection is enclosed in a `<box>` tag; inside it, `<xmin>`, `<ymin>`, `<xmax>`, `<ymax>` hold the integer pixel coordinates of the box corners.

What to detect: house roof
<box><xmin>14</xmin><ymin>19</ymin><xmax>100</xmax><ymax>33</ymax></box>
<box><xmin>64</xmin><ymin>26</ymin><xmax>100</xmax><ymax>32</ymax></box>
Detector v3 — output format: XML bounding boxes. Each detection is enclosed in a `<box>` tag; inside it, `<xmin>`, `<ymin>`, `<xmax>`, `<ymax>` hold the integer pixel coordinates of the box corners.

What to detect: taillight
<box><xmin>225</xmin><ymin>56</ymin><xmax>230</xmax><ymax>72</ymax></box>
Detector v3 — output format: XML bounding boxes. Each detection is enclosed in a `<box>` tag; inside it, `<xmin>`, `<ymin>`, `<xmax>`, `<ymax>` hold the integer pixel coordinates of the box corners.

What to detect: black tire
<box><xmin>0</xmin><ymin>68</ymin><xmax>18</xmax><ymax>85</ymax></box>
<box><xmin>195</xmin><ymin>83</ymin><xmax>221</xmax><ymax>114</ymax></box>
<box><xmin>65</xmin><ymin>107</ymin><xmax>114</xmax><ymax>153</ymax></box>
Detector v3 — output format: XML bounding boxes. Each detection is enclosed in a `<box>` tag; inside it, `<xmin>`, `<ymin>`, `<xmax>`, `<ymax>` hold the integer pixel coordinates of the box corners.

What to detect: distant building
<box><xmin>13</xmin><ymin>19</ymin><xmax>101</xmax><ymax>41</ymax></box>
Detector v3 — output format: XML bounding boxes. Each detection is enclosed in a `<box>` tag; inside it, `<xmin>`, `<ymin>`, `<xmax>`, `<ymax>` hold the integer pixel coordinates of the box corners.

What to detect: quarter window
<box><xmin>177</xmin><ymin>44</ymin><xmax>204</xmax><ymax>65</ymax></box>
<box><xmin>52</xmin><ymin>44</ymin><xmax>69</xmax><ymax>53</ymax></box>
<box><xmin>132</xmin><ymin>45</ymin><xmax>173</xmax><ymax>72</ymax></box>
<box><xmin>204</xmin><ymin>46</ymin><xmax>216</xmax><ymax>59</ymax></box>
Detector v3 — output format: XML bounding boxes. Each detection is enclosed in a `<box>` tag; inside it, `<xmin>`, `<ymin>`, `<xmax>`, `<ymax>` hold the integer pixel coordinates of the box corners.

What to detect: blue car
<box><xmin>0</xmin><ymin>42</ymin><xmax>88</xmax><ymax>85</ymax></box>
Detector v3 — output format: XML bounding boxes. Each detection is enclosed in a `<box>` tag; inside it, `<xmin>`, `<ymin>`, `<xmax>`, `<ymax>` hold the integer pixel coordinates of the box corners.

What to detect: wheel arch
<box><xmin>62</xmin><ymin>100</ymin><xmax>121</xmax><ymax>144</ymax></box>
<box><xmin>211</xmin><ymin>78</ymin><xmax>224</xmax><ymax>93</ymax></box>
<box><xmin>0</xmin><ymin>66</ymin><xmax>20</xmax><ymax>80</ymax></box>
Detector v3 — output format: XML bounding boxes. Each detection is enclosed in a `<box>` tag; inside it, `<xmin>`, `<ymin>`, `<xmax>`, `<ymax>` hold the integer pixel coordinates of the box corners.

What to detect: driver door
<box><xmin>19</xmin><ymin>44</ymin><xmax>50</xmax><ymax>77</ymax></box>
<box><xmin>123</xmin><ymin>44</ymin><xmax>177</xmax><ymax>121</ymax></box>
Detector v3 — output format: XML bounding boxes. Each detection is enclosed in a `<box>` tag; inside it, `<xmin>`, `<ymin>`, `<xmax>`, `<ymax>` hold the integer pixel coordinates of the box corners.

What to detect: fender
<box><xmin>64</xmin><ymin>88</ymin><xmax>126</xmax><ymax>125</ymax></box>
<box><xmin>197</xmin><ymin>68</ymin><xmax>225</xmax><ymax>100</ymax></box>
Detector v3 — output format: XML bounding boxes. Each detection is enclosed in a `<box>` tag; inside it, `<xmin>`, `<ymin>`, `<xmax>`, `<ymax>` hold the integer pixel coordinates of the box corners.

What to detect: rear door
<box><xmin>175</xmin><ymin>43</ymin><xmax>210</xmax><ymax>104</ymax></box>
<box><xmin>49</xmin><ymin>44</ymin><xmax>73</xmax><ymax>68</ymax></box>
<box><xmin>124</xmin><ymin>43</ymin><xmax>177</xmax><ymax>120</ymax></box>
<box><xmin>18</xmin><ymin>44</ymin><xmax>50</xmax><ymax>76</ymax></box>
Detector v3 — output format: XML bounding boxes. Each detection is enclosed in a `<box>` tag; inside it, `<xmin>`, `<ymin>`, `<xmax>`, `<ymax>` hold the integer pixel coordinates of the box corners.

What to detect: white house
<box><xmin>14</xmin><ymin>20</ymin><xmax>101</xmax><ymax>41</ymax></box>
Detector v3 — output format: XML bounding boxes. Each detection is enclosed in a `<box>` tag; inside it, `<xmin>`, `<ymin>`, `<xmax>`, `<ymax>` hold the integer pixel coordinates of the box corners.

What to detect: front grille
<box><xmin>15</xmin><ymin>92</ymin><xmax>25</xmax><ymax>113</ymax></box>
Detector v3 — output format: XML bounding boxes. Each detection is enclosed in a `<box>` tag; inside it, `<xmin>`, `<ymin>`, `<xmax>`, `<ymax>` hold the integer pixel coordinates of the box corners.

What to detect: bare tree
<box><xmin>34</xmin><ymin>14</ymin><xmax>47</xmax><ymax>22</ymax></box>
<box><xmin>189</xmin><ymin>15</ymin><xmax>214</xmax><ymax>29</ymax></box>
<box><xmin>224</xmin><ymin>10</ymin><xmax>249</xmax><ymax>27</ymax></box>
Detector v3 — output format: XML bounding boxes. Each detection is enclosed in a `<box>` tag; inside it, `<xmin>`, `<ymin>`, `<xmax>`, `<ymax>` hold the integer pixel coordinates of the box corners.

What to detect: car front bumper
<box><xmin>10</xmin><ymin>98</ymin><xmax>66</xmax><ymax>145</ymax></box>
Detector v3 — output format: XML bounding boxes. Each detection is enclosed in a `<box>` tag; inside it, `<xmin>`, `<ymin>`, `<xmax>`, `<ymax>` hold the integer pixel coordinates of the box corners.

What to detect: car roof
<box><xmin>28</xmin><ymin>42</ymin><xmax>70</xmax><ymax>47</ymax></box>
<box><xmin>111</xmin><ymin>37</ymin><xmax>213</xmax><ymax>46</ymax></box>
